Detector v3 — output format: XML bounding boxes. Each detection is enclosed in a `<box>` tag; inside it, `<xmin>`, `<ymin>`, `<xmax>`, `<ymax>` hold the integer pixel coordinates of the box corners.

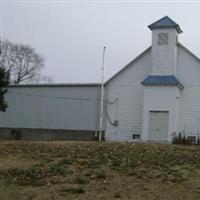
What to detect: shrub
<box><xmin>197</xmin><ymin>136</ymin><xmax>200</xmax><ymax>145</ymax></box>
<box><xmin>172</xmin><ymin>132</ymin><xmax>192</xmax><ymax>145</ymax></box>
<box><xmin>11</xmin><ymin>130</ymin><xmax>23</xmax><ymax>140</ymax></box>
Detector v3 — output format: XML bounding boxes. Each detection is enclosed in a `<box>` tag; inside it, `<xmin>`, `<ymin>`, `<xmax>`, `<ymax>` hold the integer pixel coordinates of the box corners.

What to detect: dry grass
<box><xmin>0</xmin><ymin>141</ymin><xmax>200</xmax><ymax>199</ymax></box>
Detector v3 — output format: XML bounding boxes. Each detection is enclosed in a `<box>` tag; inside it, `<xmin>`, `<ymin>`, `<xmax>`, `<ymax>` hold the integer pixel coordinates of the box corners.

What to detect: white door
<box><xmin>148</xmin><ymin>111</ymin><xmax>169</xmax><ymax>142</ymax></box>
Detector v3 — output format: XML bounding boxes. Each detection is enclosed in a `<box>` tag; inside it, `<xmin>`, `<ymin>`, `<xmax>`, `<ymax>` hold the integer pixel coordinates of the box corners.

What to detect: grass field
<box><xmin>1</xmin><ymin>141</ymin><xmax>200</xmax><ymax>200</ymax></box>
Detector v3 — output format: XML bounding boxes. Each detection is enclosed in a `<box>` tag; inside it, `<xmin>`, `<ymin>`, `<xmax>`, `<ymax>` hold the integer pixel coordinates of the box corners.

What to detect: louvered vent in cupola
<box><xmin>157</xmin><ymin>33</ymin><xmax>169</xmax><ymax>45</ymax></box>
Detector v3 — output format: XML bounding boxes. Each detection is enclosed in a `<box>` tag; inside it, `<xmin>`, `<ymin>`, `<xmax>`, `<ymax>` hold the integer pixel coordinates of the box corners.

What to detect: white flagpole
<box><xmin>99</xmin><ymin>46</ymin><xmax>106</xmax><ymax>142</ymax></box>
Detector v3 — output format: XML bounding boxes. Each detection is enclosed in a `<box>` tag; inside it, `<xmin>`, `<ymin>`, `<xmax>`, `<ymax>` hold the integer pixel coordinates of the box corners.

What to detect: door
<box><xmin>148</xmin><ymin>111</ymin><xmax>169</xmax><ymax>142</ymax></box>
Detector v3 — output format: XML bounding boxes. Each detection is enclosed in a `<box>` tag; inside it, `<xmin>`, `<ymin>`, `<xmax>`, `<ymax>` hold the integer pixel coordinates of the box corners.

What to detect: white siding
<box><xmin>105</xmin><ymin>49</ymin><xmax>151</xmax><ymax>141</ymax></box>
<box><xmin>142</xmin><ymin>86</ymin><xmax>180</xmax><ymax>143</ymax></box>
<box><xmin>105</xmin><ymin>44</ymin><xmax>200</xmax><ymax>142</ymax></box>
<box><xmin>151</xmin><ymin>29</ymin><xmax>178</xmax><ymax>75</ymax></box>
<box><xmin>177</xmin><ymin>45</ymin><xmax>200</xmax><ymax>136</ymax></box>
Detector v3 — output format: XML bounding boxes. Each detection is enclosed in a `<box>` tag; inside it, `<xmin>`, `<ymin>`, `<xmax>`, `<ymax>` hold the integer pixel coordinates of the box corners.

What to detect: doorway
<box><xmin>148</xmin><ymin>111</ymin><xmax>169</xmax><ymax>142</ymax></box>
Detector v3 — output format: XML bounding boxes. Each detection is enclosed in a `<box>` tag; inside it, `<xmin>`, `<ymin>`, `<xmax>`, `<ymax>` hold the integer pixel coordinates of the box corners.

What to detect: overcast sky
<box><xmin>1</xmin><ymin>1</ymin><xmax>200</xmax><ymax>83</ymax></box>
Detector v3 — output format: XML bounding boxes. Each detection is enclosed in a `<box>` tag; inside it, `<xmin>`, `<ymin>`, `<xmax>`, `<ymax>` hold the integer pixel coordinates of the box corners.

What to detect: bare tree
<box><xmin>0</xmin><ymin>39</ymin><xmax>52</xmax><ymax>84</ymax></box>
<box><xmin>0</xmin><ymin>66</ymin><xmax>9</xmax><ymax>111</ymax></box>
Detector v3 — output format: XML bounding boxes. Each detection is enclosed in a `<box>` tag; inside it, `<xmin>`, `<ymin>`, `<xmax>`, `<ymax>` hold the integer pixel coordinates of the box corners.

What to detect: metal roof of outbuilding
<box><xmin>9</xmin><ymin>83</ymin><xmax>100</xmax><ymax>88</ymax></box>
<box><xmin>148</xmin><ymin>16</ymin><xmax>183</xmax><ymax>34</ymax></box>
<box><xmin>141</xmin><ymin>75</ymin><xmax>184</xmax><ymax>89</ymax></box>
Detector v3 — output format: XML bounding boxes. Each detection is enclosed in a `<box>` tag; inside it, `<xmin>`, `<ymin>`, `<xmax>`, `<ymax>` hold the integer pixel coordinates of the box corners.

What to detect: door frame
<box><xmin>148</xmin><ymin>110</ymin><xmax>169</xmax><ymax>142</ymax></box>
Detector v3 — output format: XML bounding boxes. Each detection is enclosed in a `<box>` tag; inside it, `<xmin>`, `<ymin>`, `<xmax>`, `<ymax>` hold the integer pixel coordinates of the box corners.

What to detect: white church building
<box><xmin>1</xmin><ymin>16</ymin><xmax>200</xmax><ymax>143</ymax></box>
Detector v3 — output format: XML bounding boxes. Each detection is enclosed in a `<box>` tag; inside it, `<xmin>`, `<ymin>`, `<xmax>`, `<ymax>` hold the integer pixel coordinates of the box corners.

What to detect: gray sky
<box><xmin>1</xmin><ymin>1</ymin><xmax>200</xmax><ymax>83</ymax></box>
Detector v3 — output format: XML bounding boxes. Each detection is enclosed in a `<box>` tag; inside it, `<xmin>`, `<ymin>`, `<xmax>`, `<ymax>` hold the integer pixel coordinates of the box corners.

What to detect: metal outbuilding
<box><xmin>0</xmin><ymin>83</ymin><xmax>105</xmax><ymax>140</ymax></box>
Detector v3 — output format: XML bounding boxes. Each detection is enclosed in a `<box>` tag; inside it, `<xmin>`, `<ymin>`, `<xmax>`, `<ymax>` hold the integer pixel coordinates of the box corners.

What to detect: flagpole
<box><xmin>99</xmin><ymin>46</ymin><xmax>106</xmax><ymax>142</ymax></box>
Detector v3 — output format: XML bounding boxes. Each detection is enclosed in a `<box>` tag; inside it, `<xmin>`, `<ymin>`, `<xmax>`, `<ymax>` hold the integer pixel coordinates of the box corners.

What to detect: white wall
<box><xmin>177</xmin><ymin>45</ymin><xmax>200</xmax><ymax>137</ymax></box>
<box><xmin>151</xmin><ymin>29</ymin><xmax>178</xmax><ymax>75</ymax></box>
<box><xmin>105</xmin><ymin>41</ymin><xmax>200</xmax><ymax>142</ymax></box>
<box><xmin>142</xmin><ymin>86</ymin><xmax>180</xmax><ymax>142</ymax></box>
<box><xmin>105</xmin><ymin>49</ymin><xmax>151</xmax><ymax>141</ymax></box>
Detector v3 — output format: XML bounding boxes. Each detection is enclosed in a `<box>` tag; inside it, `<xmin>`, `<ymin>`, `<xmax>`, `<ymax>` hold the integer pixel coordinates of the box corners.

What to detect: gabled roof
<box><xmin>141</xmin><ymin>75</ymin><xmax>184</xmax><ymax>89</ymax></box>
<box><xmin>105</xmin><ymin>42</ymin><xmax>200</xmax><ymax>86</ymax></box>
<box><xmin>148</xmin><ymin>16</ymin><xmax>182</xmax><ymax>34</ymax></box>
<box><xmin>177</xmin><ymin>43</ymin><xmax>200</xmax><ymax>63</ymax></box>
<box><xmin>105</xmin><ymin>47</ymin><xmax>151</xmax><ymax>85</ymax></box>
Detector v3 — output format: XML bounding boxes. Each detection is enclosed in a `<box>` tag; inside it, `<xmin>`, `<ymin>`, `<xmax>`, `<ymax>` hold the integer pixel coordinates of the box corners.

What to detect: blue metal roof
<box><xmin>141</xmin><ymin>75</ymin><xmax>184</xmax><ymax>89</ymax></box>
<box><xmin>148</xmin><ymin>16</ymin><xmax>182</xmax><ymax>34</ymax></box>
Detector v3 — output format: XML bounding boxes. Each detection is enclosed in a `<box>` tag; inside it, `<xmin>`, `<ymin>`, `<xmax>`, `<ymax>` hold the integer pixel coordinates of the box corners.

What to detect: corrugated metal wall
<box><xmin>0</xmin><ymin>85</ymin><xmax>103</xmax><ymax>132</ymax></box>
